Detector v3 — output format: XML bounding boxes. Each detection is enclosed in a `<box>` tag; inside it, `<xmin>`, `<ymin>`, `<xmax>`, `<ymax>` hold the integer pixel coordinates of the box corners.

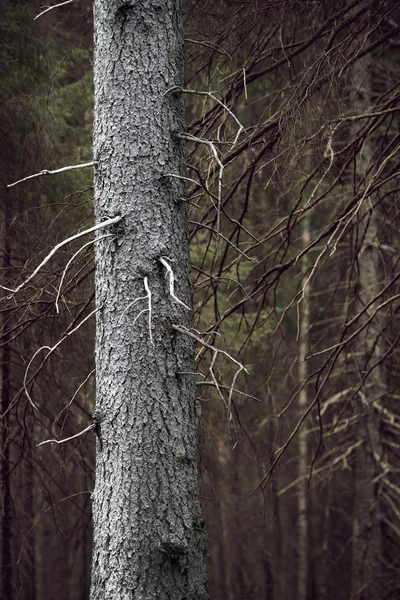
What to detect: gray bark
<box><xmin>90</xmin><ymin>1</ymin><xmax>207</xmax><ymax>598</ymax></box>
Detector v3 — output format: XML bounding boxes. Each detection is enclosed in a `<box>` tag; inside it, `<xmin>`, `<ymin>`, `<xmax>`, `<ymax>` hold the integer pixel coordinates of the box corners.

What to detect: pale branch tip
<box><xmin>7</xmin><ymin>160</ymin><xmax>94</xmax><ymax>187</ymax></box>
<box><xmin>34</xmin><ymin>0</ymin><xmax>74</xmax><ymax>21</ymax></box>
<box><xmin>1</xmin><ymin>216</ymin><xmax>121</xmax><ymax>297</ymax></box>
<box><xmin>159</xmin><ymin>257</ymin><xmax>190</xmax><ymax>310</ymax></box>
<box><xmin>37</xmin><ymin>423</ymin><xmax>95</xmax><ymax>447</ymax></box>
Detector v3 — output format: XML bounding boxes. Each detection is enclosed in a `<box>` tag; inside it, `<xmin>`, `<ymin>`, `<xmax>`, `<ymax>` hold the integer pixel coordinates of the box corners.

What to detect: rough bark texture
<box><xmin>91</xmin><ymin>1</ymin><xmax>207</xmax><ymax>598</ymax></box>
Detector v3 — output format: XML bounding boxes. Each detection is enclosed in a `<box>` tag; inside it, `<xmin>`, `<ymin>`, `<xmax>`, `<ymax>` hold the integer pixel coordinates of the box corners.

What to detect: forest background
<box><xmin>0</xmin><ymin>0</ymin><xmax>399</xmax><ymax>599</ymax></box>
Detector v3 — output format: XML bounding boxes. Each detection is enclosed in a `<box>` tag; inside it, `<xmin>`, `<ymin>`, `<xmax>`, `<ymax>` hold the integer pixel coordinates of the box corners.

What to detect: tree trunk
<box><xmin>297</xmin><ymin>213</ymin><xmax>310</xmax><ymax>600</ymax></box>
<box><xmin>90</xmin><ymin>1</ymin><xmax>207</xmax><ymax>599</ymax></box>
<box><xmin>0</xmin><ymin>195</ymin><xmax>13</xmax><ymax>600</ymax></box>
<box><xmin>350</xmin><ymin>49</ymin><xmax>384</xmax><ymax>600</ymax></box>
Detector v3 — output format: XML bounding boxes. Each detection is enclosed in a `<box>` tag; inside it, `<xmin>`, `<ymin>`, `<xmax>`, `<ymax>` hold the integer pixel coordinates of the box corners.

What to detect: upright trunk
<box><xmin>350</xmin><ymin>50</ymin><xmax>384</xmax><ymax>600</ymax></box>
<box><xmin>297</xmin><ymin>213</ymin><xmax>310</xmax><ymax>600</ymax></box>
<box><xmin>90</xmin><ymin>2</ymin><xmax>207</xmax><ymax>599</ymax></box>
<box><xmin>0</xmin><ymin>196</ymin><xmax>12</xmax><ymax>600</ymax></box>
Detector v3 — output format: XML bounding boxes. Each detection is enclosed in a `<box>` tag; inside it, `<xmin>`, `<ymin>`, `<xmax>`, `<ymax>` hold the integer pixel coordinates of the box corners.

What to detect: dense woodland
<box><xmin>0</xmin><ymin>0</ymin><xmax>399</xmax><ymax>598</ymax></box>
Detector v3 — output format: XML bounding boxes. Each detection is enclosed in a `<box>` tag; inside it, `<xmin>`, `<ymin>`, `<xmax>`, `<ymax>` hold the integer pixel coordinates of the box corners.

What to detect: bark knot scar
<box><xmin>159</xmin><ymin>538</ymin><xmax>187</xmax><ymax>559</ymax></box>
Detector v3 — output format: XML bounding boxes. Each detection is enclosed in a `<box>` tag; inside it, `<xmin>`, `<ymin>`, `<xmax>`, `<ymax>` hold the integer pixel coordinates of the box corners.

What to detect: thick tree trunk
<box><xmin>90</xmin><ymin>1</ymin><xmax>208</xmax><ymax>599</ymax></box>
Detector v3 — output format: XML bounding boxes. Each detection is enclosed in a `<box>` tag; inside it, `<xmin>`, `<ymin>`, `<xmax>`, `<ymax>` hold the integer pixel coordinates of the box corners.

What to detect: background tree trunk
<box><xmin>90</xmin><ymin>1</ymin><xmax>207</xmax><ymax>598</ymax></box>
<box><xmin>350</xmin><ymin>50</ymin><xmax>385</xmax><ymax>600</ymax></box>
<box><xmin>297</xmin><ymin>212</ymin><xmax>310</xmax><ymax>600</ymax></box>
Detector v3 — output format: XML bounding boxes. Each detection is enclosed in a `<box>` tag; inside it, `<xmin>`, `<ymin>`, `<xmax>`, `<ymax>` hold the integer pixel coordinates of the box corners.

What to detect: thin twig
<box><xmin>173</xmin><ymin>324</ymin><xmax>248</xmax><ymax>422</ymax></box>
<box><xmin>34</xmin><ymin>1</ymin><xmax>75</xmax><ymax>21</ymax></box>
<box><xmin>55</xmin><ymin>234</ymin><xmax>113</xmax><ymax>313</ymax></box>
<box><xmin>24</xmin><ymin>308</ymin><xmax>98</xmax><ymax>409</ymax></box>
<box><xmin>177</xmin><ymin>133</ymin><xmax>224</xmax><ymax>236</ymax></box>
<box><xmin>1</xmin><ymin>216</ymin><xmax>121</xmax><ymax>296</ymax></box>
<box><xmin>7</xmin><ymin>160</ymin><xmax>93</xmax><ymax>187</ymax></box>
<box><xmin>37</xmin><ymin>424</ymin><xmax>94</xmax><ymax>447</ymax></box>
<box><xmin>172</xmin><ymin>88</ymin><xmax>245</xmax><ymax>147</ymax></box>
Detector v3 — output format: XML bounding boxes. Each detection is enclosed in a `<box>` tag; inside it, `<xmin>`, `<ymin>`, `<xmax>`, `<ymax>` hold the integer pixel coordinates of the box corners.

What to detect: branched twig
<box><xmin>172</xmin><ymin>324</ymin><xmax>248</xmax><ymax>422</ymax></box>
<box><xmin>143</xmin><ymin>276</ymin><xmax>154</xmax><ymax>345</ymax></box>
<box><xmin>177</xmin><ymin>132</ymin><xmax>224</xmax><ymax>236</ymax></box>
<box><xmin>168</xmin><ymin>87</ymin><xmax>245</xmax><ymax>146</ymax></box>
<box><xmin>1</xmin><ymin>216</ymin><xmax>121</xmax><ymax>296</ymax></box>
<box><xmin>55</xmin><ymin>368</ymin><xmax>96</xmax><ymax>428</ymax></box>
<box><xmin>24</xmin><ymin>308</ymin><xmax>98</xmax><ymax>409</ymax></box>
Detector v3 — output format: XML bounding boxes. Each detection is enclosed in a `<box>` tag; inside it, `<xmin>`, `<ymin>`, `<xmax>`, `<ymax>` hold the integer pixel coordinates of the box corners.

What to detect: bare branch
<box><xmin>1</xmin><ymin>216</ymin><xmax>121</xmax><ymax>296</ymax></box>
<box><xmin>143</xmin><ymin>276</ymin><xmax>154</xmax><ymax>345</ymax></box>
<box><xmin>37</xmin><ymin>424</ymin><xmax>95</xmax><ymax>447</ymax></box>
<box><xmin>55</xmin><ymin>234</ymin><xmax>113</xmax><ymax>314</ymax></box>
<box><xmin>34</xmin><ymin>1</ymin><xmax>75</xmax><ymax>21</ymax></box>
<box><xmin>7</xmin><ymin>160</ymin><xmax>93</xmax><ymax>187</ymax></box>
<box><xmin>170</xmin><ymin>87</ymin><xmax>245</xmax><ymax>146</ymax></box>
<box><xmin>24</xmin><ymin>308</ymin><xmax>98</xmax><ymax>409</ymax></box>
<box><xmin>173</xmin><ymin>324</ymin><xmax>248</xmax><ymax>421</ymax></box>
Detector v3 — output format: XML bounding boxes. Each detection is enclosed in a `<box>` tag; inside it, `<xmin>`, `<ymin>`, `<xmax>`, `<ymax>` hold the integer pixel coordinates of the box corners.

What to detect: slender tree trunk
<box><xmin>350</xmin><ymin>49</ymin><xmax>384</xmax><ymax>600</ymax></box>
<box><xmin>1</xmin><ymin>195</ymin><xmax>13</xmax><ymax>600</ymax></box>
<box><xmin>90</xmin><ymin>1</ymin><xmax>207</xmax><ymax>599</ymax></box>
<box><xmin>297</xmin><ymin>213</ymin><xmax>310</xmax><ymax>600</ymax></box>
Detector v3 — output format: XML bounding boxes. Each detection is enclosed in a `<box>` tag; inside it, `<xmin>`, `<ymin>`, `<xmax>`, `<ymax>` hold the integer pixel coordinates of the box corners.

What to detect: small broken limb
<box><xmin>159</xmin><ymin>257</ymin><xmax>190</xmax><ymax>310</ymax></box>
<box><xmin>172</xmin><ymin>324</ymin><xmax>248</xmax><ymax>423</ymax></box>
<box><xmin>7</xmin><ymin>160</ymin><xmax>93</xmax><ymax>187</ymax></box>
<box><xmin>1</xmin><ymin>216</ymin><xmax>121</xmax><ymax>297</ymax></box>
<box><xmin>120</xmin><ymin>277</ymin><xmax>154</xmax><ymax>344</ymax></box>
<box><xmin>37</xmin><ymin>423</ymin><xmax>94</xmax><ymax>447</ymax></box>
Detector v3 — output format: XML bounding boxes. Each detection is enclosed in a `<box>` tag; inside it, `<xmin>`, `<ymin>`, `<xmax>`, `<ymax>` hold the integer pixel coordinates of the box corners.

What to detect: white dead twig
<box><xmin>177</xmin><ymin>132</ymin><xmax>224</xmax><ymax>236</ymax></box>
<box><xmin>163</xmin><ymin>173</ymin><xmax>202</xmax><ymax>188</ymax></box>
<box><xmin>172</xmin><ymin>324</ymin><xmax>248</xmax><ymax>422</ymax></box>
<box><xmin>7</xmin><ymin>160</ymin><xmax>93</xmax><ymax>187</ymax></box>
<box><xmin>159</xmin><ymin>257</ymin><xmax>190</xmax><ymax>310</ymax></box>
<box><xmin>35</xmin><ymin>1</ymin><xmax>75</xmax><ymax>21</ymax></box>
<box><xmin>55</xmin><ymin>234</ymin><xmax>113</xmax><ymax>313</ymax></box>
<box><xmin>37</xmin><ymin>424</ymin><xmax>94</xmax><ymax>447</ymax></box>
<box><xmin>24</xmin><ymin>308</ymin><xmax>98</xmax><ymax>410</ymax></box>
<box><xmin>1</xmin><ymin>215</ymin><xmax>121</xmax><ymax>296</ymax></box>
